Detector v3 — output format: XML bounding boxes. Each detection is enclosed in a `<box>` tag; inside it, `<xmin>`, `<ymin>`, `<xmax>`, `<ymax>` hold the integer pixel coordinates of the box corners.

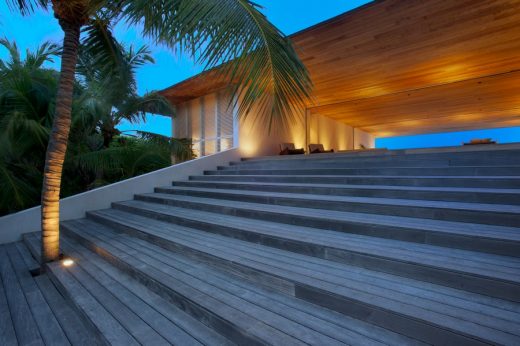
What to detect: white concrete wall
<box><xmin>309</xmin><ymin>114</ymin><xmax>375</xmax><ymax>151</ymax></box>
<box><xmin>238</xmin><ymin>110</ymin><xmax>376</xmax><ymax>157</ymax></box>
<box><xmin>239</xmin><ymin>110</ymin><xmax>306</xmax><ymax>157</ymax></box>
<box><xmin>354</xmin><ymin>128</ymin><xmax>376</xmax><ymax>149</ymax></box>
<box><xmin>0</xmin><ymin>148</ymin><xmax>241</xmax><ymax>244</ymax></box>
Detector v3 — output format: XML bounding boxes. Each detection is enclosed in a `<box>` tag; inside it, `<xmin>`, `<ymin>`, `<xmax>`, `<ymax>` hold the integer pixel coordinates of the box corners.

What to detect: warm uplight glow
<box><xmin>239</xmin><ymin>141</ymin><xmax>257</xmax><ymax>157</ymax></box>
<box><xmin>62</xmin><ymin>258</ymin><xmax>74</xmax><ymax>267</ymax></box>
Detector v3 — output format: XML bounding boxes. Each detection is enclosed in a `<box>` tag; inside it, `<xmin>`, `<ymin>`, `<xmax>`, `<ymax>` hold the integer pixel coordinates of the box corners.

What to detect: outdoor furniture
<box><xmin>463</xmin><ymin>138</ymin><xmax>497</xmax><ymax>145</ymax></box>
<box><xmin>309</xmin><ymin>143</ymin><xmax>334</xmax><ymax>154</ymax></box>
<box><xmin>279</xmin><ymin>143</ymin><xmax>305</xmax><ymax>155</ymax></box>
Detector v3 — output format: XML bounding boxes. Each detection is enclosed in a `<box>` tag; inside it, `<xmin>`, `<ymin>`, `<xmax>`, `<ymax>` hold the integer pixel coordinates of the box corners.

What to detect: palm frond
<box><xmin>136</xmin><ymin>130</ymin><xmax>194</xmax><ymax>161</ymax></box>
<box><xmin>0</xmin><ymin>140</ymin><xmax>41</xmax><ymax>214</ymax></box>
<box><xmin>24</xmin><ymin>41</ymin><xmax>61</xmax><ymax>69</ymax></box>
<box><xmin>121</xmin><ymin>0</ymin><xmax>313</xmax><ymax>130</ymax></box>
<box><xmin>79</xmin><ymin>19</ymin><xmax>126</xmax><ymax>83</ymax></box>
<box><xmin>73</xmin><ymin>145</ymin><xmax>124</xmax><ymax>173</ymax></box>
<box><xmin>115</xmin><ymin>92</ymin><xmax>175</xmax><ymax>123</ymax></box>
<box><xmin>5</xmin><ymin>0</ymin><xmax>48</xmax><ymax>15</ymax></box>
<box><xmin>78</xmin><ymin>25</ymin><xmax>155</xmax><ymax>108</ymax></box>
<box><xmin>0</xmin><ymin>38</ymin><xmax>22</xmax><ymax>69</ymax></box>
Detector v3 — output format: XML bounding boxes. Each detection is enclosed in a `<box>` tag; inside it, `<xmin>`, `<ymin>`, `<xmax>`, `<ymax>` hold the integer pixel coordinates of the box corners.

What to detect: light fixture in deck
<box><xmin>62</xmin><ymin>258</ymin><xmax>74</xmax><ymax>267</ymax></box>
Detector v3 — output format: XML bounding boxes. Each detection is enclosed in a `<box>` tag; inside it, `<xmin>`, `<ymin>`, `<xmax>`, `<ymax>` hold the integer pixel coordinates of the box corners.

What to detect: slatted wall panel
<box><xmin>218</xmin><ymin>90</ymin><xmax>234</xmax><ymax>151</ymax></box>
<box><xmin>171</xmin><ymin>90</ymin><xmax>236</xmax><ymax>158</ymax></box>
<box><xmin>174</xmin><ymin>104</ymin><xmax>188</xmax><ymax>138</ymax></box>
<box><xmin>187</xmin><ymin>99</ymin><xmax>200</xmax><ymax>157</ymax></box>
<box><xmin>203</xmin><ymin>94</ymin><xmax>217</xmax><ymax>155</ymax></box>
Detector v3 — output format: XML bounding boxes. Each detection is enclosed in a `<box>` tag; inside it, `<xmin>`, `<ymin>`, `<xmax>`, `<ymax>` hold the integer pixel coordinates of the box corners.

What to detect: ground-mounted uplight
<box><xmin>62</xmin><ymin>258</ymin><xmax>74</xmax><ymax>267</ymax></box>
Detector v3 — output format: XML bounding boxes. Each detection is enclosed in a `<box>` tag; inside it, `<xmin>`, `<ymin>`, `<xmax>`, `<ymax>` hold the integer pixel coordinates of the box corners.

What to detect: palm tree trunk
<box><xmin>40</xmin><ymin>20</ymin><xmax>81</xmax><ymax>268</ymax></box>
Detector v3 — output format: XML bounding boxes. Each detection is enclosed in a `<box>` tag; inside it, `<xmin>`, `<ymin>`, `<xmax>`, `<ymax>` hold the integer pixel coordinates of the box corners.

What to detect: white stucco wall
<box><xmin>171</xmin><ymin>87</ymin><xmax>375</xmax><ymax>158</ymax></box>
<box><xmin>238</xmin><ymin>109</ymin><xmax>306</xmax><ymax>157</ymax></box>
<box><xmin>354</xmin><ymin>127</ymin><xmax>376</xmax><ymax>149</ymax></box>
<box><xmin>309</xmin><ymin>114</ymin><xmax>375</xmax><ymax>151</ymax></box>
<box><xmin>0</xmin><ymin>148</ymin><xmax>241</xmax><ymax>244</ymax></box>
<box><xmin>239</xmin><ymin>109</ymin><xmax>375</xmax><ymax>157</ymax></box>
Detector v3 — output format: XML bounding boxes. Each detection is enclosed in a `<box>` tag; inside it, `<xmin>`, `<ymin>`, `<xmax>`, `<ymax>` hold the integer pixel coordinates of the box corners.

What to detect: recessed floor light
<box><xmin>62</xmin><ymin>258</ymin><xmax>74</xmax><ymax>267</ymax></box>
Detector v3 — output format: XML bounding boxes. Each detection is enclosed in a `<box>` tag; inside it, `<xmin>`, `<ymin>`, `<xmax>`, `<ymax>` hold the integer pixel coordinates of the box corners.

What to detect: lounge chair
<box><xmin>279</xmin><ymin>143</ymin><xmax>305</xmax><ymax>155</ymax></box>
<box><xmin>463</xmin><ymin>138</ymin><xmax>497</xmax><ymax>145</ymax></box>
<box><xmin>308</xmin><ymin>143</ymin><xmax>334</xmax><ymax>154</ymax></box>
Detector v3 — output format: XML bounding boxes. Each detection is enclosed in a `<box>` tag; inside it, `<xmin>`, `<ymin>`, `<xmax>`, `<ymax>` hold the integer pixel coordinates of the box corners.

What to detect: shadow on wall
<box><xmin>376</xmin><ymin>126</ymin><xmax>520</xmax><ymax>150</ymax></box>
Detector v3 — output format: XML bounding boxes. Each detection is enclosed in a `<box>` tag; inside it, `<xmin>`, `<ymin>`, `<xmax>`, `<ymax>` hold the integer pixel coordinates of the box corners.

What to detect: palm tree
<box><xmin>0</xmin><ymin>38</ymin><xmax>192</xmax><ymax>215</ymax></box>
<box><xmin>75</xmin><ymin>42</ymin><xmax>175</xmax><ymax>148</ymax></box>
<box><xmin>0</xmin><ymin>39</ymin><xmax>60</xmax><ymax>214</ymax></box>
<box><xmin>69</xmin><ymin>43</ymin><xmax>194</xmax><ymax>190</ymax></box>
<box><xmin>7</xmin><ymin>0</ymin><xmax>312</xmax><ymax>269</ymax></box>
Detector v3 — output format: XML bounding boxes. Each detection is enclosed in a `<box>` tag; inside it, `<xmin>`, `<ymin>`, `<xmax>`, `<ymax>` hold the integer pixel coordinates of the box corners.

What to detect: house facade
<box><xmin>160</xmin><ymin>0</ymin><xmax>520</xmax><ymax>158</ymax></box>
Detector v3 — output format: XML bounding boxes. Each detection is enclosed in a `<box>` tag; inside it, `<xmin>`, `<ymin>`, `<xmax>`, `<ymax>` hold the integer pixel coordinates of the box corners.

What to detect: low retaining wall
<box><xmin>0</xmin><ymin>148</ymin><xmax>241</xmax><ymax>244</ymax></box>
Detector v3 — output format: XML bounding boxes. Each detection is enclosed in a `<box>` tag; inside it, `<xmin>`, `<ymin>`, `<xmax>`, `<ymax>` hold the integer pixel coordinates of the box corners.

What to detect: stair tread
<box><xmin>222</xmin><ymin>165</ymin><xmax>520</xmax><ymax>169</ymax></box>
<box><xmin>103</xmin><ymin>202</ymin><xmax>520</xmax><ymax>283</ymax></box>
<box><xmin>191</xmin><ymin>174</ymin><xmax>520</xmax><ymax>189</ymax></box>
<box><xmin>194</xmin><ymin>174</ymin><xmax>520</xmax><ymax>180</ymax></box>
<box><xmin>160</xmin><ymin>186</ymin><xmax>520</xmax><ymax>214</ymax></box>
<box><xmin>238</xmin><ymin>145</ymin><xmax>520</xmax><ymax>163</ymax></box>
<box><xmin>174</xmin><ymin>181</ymin><xmax>520</xmax><ymax>194</ymax></box>
<box><xmin>62</xmin><ymin>219</ymin><xmax>415</xmax><ymax>346</ymax></box>
<box><xmin>0</xmin><ymin>244</ymin><xmax>52</xmax><ymax>346</ymax></box>
<box><xmin>47</xmin><ymin>260</ymin><xmax>141</xmax><ymax>345</ymax></box>
<box><xmin>21</xmin><ymin>236</ymin><xmax>105</xmax><ymax>345</ymax></box>
<box><xmin>25</xmin><ymin>232</ymin><xmax>232</xmax><ymax>346</ymax></box>
<box><xmin>66</xmin><ymin>215</ymin><xmax>520</xmax><ymax>345</ymax></box>
<box><xmin>135</xmin><ymin>193</ymin><xmax>520</xmax><ymax>242</ymax></box>
<box><xmin>96</xmin><ymin>205</ymin><xmax>520</xmax><ymax>312</ymax></box>
<box><xmin>63</xmin><ymin>237</ymin><xmax>233</xmax><ymax>345</ymax></box>
<box><xmin>210</xmin><ymin>167</ymin><xmax>520</xmax><ymax>176</ymax></box>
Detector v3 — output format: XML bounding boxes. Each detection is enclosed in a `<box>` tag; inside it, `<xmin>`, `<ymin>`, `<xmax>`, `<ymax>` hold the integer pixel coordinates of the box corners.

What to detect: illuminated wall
<box><xmin>173</xmin><ymin>91</ymin><xmax>375</xmax><ymax>157</ymax></box>
<box><xmin>238</xmin><ymin>107</ymin><xmax>307</xmax><ymax>157</ymax></box>
<box><xmin>239</xmin><ymin>108</ymin><xmax>375</xmax><ymax>157</ymax></box>
<box><xmin>308</xmin><ymin>114</ymin><xmax>375</xmax><ymax>151</ymax></box>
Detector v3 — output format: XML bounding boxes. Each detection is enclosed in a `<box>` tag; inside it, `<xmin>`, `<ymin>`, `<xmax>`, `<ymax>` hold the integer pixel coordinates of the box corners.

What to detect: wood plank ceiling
<box><xmin>297</xmin><ymin>0</ymin><xmax>520</xmax><ymax>137</ymax></box>
<box><xmin>161</xmin><ymin>0</ymin><xmax>520</xmax><ymax>138</ymax></box>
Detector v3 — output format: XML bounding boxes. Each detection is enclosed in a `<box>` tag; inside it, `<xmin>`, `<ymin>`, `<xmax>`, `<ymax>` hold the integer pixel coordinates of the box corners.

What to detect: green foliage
<box><xmin>121</xmin><ymin>0</ymin><xmax>313</xmax><ymax>130</ymax></box>
<box><xmin>4</xmin><ymin>0</ymin><xmax>313</xmax><ymax>216</ymax></box>
<box><xmin>0</xmin><ymin>38</ymin><xmax>193</xmax><ymax>215</ymax></box>
<box><xmin>9</xmin><ymin>0</ymin><xmax>312</xmax><ymax>130</ymax></box>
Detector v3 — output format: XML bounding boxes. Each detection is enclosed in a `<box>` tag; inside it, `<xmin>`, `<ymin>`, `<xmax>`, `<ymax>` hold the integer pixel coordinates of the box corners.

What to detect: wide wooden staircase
<box><xmin>8</xmin><ymin>145</ymin><xmax>520</xmax><ymax>345</ymax></box>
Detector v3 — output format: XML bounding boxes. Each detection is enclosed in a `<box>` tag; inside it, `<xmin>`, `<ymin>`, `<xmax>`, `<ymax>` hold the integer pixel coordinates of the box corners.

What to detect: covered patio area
<box><xmin>161</xmin><ymin>0</ymin><xmax>520</xmax><ymax>157</ymax></box>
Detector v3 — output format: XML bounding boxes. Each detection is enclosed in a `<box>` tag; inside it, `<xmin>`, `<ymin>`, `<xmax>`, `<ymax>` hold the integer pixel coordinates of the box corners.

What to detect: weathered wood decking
<box><xmin>0</xmin><ymin>242</ymin><xmax>101</xmax><ymax>346</ymax></box>
<box><xmin>2</xmin><ymin>146</ymin><xmax>520</xmax><ymax>345</ymax></box>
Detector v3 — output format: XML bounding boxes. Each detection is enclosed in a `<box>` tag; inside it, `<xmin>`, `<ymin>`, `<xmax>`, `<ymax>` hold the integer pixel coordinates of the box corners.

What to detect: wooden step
<box><xmin>62</xmin><ymin>217</ymin><xmax>520</xmax><ymax>346</ymax></box>
<box><xmin>0</xmin><ymin>242</ymin><xmax>103</xmax><ymax>346</ymax></box>
<box><xmin>189</xmin><ymin>174</ymin><xmax>520</xmax><ymax>188</ymax></box>
<box><xmin>59</xmin><ymin>220</ymin><xmax>417</xmax><ymax>346</ymax></box>
<box><xmin>153</xmin><ymin>187</ymin><xmax>520</xmax><ymax>227</ymax></box>
<box><xmin>89</xmin><ymin>206</ymin><xmax>520</xmax><ymax>302</ymax></box>
<box><xmin>121</xmin><ymin>194</ymin><xmax>520</xmax><ymax>257</ymax></box>
<box><xmin>209</xmin><ymin>166</ymin><xmax>520</xmax><ymax>176</ymax></box>
<box><xmin>172</xmin><ymin>180</ymin><xmax>520</xmax><ymax>205</ymax></box>
<box><xmin>235</xmin><ymin>146</ymin><xmax>520</xmax><ymax>167</ymax></box>
<box><xmin>24</xmin><ymin>233</ymin><xmax>233</xmax><ymax>346</ymax></box>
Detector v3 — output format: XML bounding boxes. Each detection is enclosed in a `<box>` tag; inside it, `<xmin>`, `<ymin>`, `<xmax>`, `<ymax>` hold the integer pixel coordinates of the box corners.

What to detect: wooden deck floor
<box><xmin>0</xmin><ymin>242</ymin><xmax>102</xmax><ymax>346</ymax></box>
<box><xmin>2</xmin><ymin>146</ymin><xmax>519</xmax><ymax>345</ymax></box>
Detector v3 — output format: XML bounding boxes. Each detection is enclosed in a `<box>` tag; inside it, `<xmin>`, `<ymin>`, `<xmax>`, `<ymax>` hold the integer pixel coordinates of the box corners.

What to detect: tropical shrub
<box><xmin>0</xmin><ymin>39</ymin><xmax>193</xmax><ymax>216</ymax></box>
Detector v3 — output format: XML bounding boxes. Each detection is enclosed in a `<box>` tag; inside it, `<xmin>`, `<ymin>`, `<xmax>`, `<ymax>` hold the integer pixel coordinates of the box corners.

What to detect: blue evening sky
<box><xmin>1</xmin><ymin>1</ymin><xmax>518</xmax><ymax>148</ymax></box>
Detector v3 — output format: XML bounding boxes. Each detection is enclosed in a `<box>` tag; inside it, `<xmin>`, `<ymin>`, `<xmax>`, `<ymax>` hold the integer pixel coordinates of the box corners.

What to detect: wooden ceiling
<box><xmin>314</xmin><ymin>71</ymin><xmax>520</xmax><ymax>137</ymax></box>
<box><xmin>160</xmin><ymin>68</ymin><xmax>231</xmax><ymax>105</ymax></box>
<box><xmin>161</xmin><ymin>0</ymin><xmax>520</xmax><ymax>137</ymax></box>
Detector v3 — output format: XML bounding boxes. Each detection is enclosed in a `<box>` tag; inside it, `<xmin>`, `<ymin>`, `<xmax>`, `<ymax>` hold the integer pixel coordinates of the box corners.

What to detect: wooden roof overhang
<box><xmin>160</xmin><ymin>0</ymin><xmax>520</xmax><ymax>137</ymax></box>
